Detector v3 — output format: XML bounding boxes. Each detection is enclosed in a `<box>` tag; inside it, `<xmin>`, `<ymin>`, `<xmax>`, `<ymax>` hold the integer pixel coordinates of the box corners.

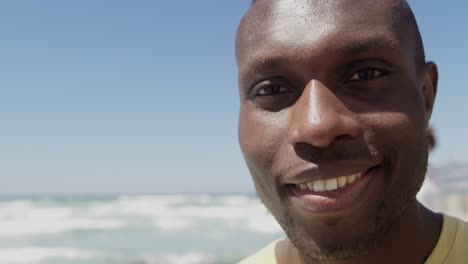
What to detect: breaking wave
<box><xmin>0</xmin><ymin>194</ymin><xmax>282</xmax><ymax>236</ymax></box>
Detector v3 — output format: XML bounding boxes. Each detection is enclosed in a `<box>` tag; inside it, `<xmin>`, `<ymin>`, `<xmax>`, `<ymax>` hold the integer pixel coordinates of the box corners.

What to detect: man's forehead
<box><xmin>237</xmin><ymin>0</ymin><xmax>411</xmax><ymax>66</ymax></box>
<box><xmin>268</xmin><ymin>0</ymin><xmax>338</xmax><ymax>49</ymax></box>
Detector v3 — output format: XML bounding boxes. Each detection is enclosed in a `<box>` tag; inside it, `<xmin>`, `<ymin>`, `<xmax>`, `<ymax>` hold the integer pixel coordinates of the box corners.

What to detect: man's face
<box><xmin>236</xmin><ymin>0</ymin><xmax>437</xmax><ymax>260</ymax></box>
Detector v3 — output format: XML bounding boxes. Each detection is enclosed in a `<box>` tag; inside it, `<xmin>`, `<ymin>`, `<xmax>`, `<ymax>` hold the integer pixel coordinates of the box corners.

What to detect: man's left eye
<box><xmin>347</xmin><ymin>69</ymin><xmax>384</xmax><ymax>82</ymax></box>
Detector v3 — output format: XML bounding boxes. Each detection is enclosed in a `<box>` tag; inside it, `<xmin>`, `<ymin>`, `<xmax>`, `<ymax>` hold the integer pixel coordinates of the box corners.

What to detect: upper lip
<box><xmin>282</xmin><ymin>160</ymin><xmax>381</xmax><ymax>185</ymax></box>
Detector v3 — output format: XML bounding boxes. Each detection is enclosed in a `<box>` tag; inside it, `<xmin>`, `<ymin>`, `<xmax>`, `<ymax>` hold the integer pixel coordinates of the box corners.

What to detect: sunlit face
<box><xmin>236</xmin><ymin>0</ymin><xmax>436</xmax><ymax>260</ymax></box>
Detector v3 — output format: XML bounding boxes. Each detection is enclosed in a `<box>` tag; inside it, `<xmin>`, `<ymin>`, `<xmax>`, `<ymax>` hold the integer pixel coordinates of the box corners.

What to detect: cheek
<box><xmin>238</xmin><ymin>106</ymin><xmax>289</xmax><ymax>193</ymax></box>
<box><xmin>239</xmin><ymin>106</ymin><xmax>287</xmax><ymax>166</ymax></box>
<box><xmin>362</xmin><ymin>79</ymin><xmax>428</xmax><ymax>158</ymax></box>
<box><xmin>362</xmin><ymin>110</ymin><xmax>428</xmax><ymax>186</ymax></box>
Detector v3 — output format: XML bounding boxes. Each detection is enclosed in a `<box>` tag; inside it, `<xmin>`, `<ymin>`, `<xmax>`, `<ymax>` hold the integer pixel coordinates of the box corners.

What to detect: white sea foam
<box><xmin>89</xmin><ymin>194</ymin><xmax>283</xmax><ymax>233</ymax></box>
<box><xmin>0</xmin><ymin>218</ymin><xmax>126</xmax><ymax>236</ymax></box>
<box><xmin>247</xmin><ymin>213</ymin><xmax>283</xmax><ymax>234</ymax></box>
<box><xmin>0</xmin><ymin>195</ymin><xmax>282</xmax><ymax>236</ymax></box>
<box><xmin>0</xmin><ymin>200</ymin><xmax>126</xmax><ymax>236</ymax></box>
<box><xmin>154</xmin><ymin>217</ymin><xmax>192</xmax><ymax>230</ymax></box>
<box><xmin>220</xmin><ymin>195</ymin><xmax>253</xmax><ymax>206</ymax></box>
<box><xmin>0</xmin><ymin>247</ymin><xmax>98</xmax><ymax>263</ymax></box>
<box><xmin>106</xmin><ymin>194</ymin><xmax>258</xmax><ymax>216</ymax></box>
<box><xmin>147</xmin><ymin>197</ymin><xmax>274</xmax><ymax>232</ymax></box>
<box><xmin>0</xmin><ymin>195</ymin><xmax>280</xmax><ymax>264</ymax></box>
<box><xmin>88</xmin><ymin>195</ymin><xmax>185</xmax><ymax>216</ymax></box>
<box><xmin>138</xmin><ymin>252</ymin><xmax>216</xmax><ymax>264</ymax></box>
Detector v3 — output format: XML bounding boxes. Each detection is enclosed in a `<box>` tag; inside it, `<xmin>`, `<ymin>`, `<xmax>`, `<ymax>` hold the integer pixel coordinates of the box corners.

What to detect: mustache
<box><xmin>270</xmin><ymin>141</ymin><xmax>386</xmax><ymax>193</ymax></box>
<box><xmin>292</xmin><ymin>141</ymin><xmax>378</xmax><ymax>164</ymax></box>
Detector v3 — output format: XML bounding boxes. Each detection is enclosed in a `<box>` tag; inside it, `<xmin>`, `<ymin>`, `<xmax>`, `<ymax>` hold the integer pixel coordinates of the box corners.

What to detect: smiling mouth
<box><xmin>294</xmin><ymin>172</ymin><xmax>364</xmax><ymax>192</ymax></box>
<box><xmin>286</xmin><ymin>165</ymin><xmax>382</xmax><ymax>213</ymax></box>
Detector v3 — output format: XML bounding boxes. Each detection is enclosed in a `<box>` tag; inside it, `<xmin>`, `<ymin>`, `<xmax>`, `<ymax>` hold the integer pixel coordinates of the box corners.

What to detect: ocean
<box><xmin>0</xmin><ymin>194</ymin><xmax>284</xmax><ymax>264</ymax></box>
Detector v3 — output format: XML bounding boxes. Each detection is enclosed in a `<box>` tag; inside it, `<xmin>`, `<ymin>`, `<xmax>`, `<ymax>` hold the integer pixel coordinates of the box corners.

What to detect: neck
<box><xmin>282</xmin><ymin>201</ymin><xmax>442</xmax><ymax>264</ymax></box>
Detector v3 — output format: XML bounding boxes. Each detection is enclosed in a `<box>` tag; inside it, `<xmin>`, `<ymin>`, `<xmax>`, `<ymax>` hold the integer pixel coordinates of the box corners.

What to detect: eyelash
<box><xmin>251</xmin><ymin>68</ymin><xmax>388</xmax><ymax>98</ymax></box>
<box><xmin>345</xmin><ymin>68</ymin><xmax>387</xmax><ymax>82</ymax></box>
<box><xmin>254</xmin><ymin>84</ymin><xmax>290</xmax><ymax>97</ymax></box>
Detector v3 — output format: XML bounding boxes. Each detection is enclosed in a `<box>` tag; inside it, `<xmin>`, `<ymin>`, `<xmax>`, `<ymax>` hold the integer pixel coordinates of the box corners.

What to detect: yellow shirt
<box><xmin>238</xmin><ymin>214</ymin><xmax>468</xmax><ymax>264</ymax></box>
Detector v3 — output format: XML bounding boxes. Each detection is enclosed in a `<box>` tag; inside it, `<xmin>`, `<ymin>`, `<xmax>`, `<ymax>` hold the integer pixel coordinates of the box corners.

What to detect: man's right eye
<box><xmin>255</xmin><ymin>84</ymin><xmax>290</xmax><ymax>96</ymax></box>
<box><xmin>249</xmin><ymin>80</ymin><xmax>296</xmax><ymax>112</ymax></box>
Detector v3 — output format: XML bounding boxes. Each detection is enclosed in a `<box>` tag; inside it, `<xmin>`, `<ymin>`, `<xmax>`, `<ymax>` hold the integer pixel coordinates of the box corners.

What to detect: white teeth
<box><xmin>347</xmin><ymin>174</ymin><xmax>357</xmax><ymax>184</ymax></box>
<box><xmin>296</xmin><ymin>173</ymin><xmax>364</xmax><ymax>193</ymax></box>
<box><xmin>325</xmin><ymin>178</ymin><xmax>338</xmax><ymax>191</ymax></box>
<box><xmin>338</xmin><ymin>176</ymin><xmax>347</xmax><ymax>188</ymax></box>
<box><xmin>313</xmin><ymin>180</ymin><xmax>325</xmax><ymax>192</ymax></box>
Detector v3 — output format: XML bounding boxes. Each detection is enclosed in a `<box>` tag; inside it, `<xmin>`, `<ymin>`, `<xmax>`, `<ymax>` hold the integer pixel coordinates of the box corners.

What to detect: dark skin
<box><xmin>236</xmin><ymin>0</ymin><xmax>441</xmax><ymax>263</ymax></box>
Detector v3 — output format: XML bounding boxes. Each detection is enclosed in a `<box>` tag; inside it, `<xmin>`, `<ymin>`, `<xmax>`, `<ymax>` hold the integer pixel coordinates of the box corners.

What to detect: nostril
<box><xmin>335</xmin><ymin>134</ymin><xmax>354</xmax><ymax>142</ymax></box>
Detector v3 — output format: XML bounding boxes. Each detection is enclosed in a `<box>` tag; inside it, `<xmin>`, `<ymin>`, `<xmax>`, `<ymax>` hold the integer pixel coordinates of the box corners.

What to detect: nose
<box><xmin>288</xmin><ymin>79</ymin><xmax>361</xmax><ymax>148</ymax></box>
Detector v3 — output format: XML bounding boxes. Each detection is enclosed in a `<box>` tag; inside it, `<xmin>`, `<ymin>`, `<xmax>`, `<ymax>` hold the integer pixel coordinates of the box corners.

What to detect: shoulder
<box><xmin>426</xmin><ymin>214</ymin><xmax>468</xmax><ymax>264</ymax></box>
<box><xmin>444</xmin><ymin>215</ymin><xmax>468</xmax><ymax>263</ymax></box>
<box><xmin>450</xmin><ymin>215</ymin><xmax>468</xmax><ymax>255</ymax></box>
<box><xmin>237</xmin><ymin>240</ymin><xmax>279</xmax><ymax>264</ymax></box>
<box><xmin>444</xmin><ymin>214</ymin><xmax>468</xmax><ymax>248</ymax></box>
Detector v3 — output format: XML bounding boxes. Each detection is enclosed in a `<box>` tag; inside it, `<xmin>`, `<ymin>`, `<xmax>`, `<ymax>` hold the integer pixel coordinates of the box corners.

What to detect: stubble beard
<box><xmin>259</xmin><ymin>139</ymin><xmax>429</xmax><ymax>262</ymax></box>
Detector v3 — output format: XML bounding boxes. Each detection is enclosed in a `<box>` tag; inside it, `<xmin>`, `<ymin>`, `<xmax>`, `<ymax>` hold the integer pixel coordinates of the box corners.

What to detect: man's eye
<box><xmin>255</xmin><ymin>84</ymin><xmax>289</xmax><ymax>96</ymax></box>
<box><xmin>347</xmin><ymin>69</ymin><xmax>384</xmax><ymax>82</ymax></box>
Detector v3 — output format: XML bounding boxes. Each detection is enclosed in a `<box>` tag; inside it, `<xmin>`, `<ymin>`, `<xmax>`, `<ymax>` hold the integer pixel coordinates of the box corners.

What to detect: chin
<box><xmin>276</xmin><ymin>199</ymin><xmax>399</xmax><ymax>261</ymax></box>
<box><xmin>272</xmin><ymin>161</ymin><xmax>426</xmax><ymax>262</ymax></box>
<box><xmin>278</xmin><ymin>207</ymin><xmax>389</xmax><ymax>260</ymax></box>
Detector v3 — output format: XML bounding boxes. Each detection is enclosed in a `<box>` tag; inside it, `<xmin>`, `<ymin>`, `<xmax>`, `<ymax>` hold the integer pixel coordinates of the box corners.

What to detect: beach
<box><xmin>0</xmin><ymin>194</ymin><xmax>283</xmax><ymax>264</ymax></box>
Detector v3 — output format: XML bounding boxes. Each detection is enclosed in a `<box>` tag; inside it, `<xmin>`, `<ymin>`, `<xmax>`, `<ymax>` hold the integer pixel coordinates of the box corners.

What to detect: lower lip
<box><xmin>288</xmin><ymin>166</ymin><xmax>381</xmax><ymax>214</ymax></box>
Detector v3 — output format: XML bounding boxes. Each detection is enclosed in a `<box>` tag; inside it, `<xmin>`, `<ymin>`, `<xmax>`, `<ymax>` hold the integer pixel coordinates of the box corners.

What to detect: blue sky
<box><xmin>1</xmin><ymin>1</ymin><xmax>467</xmax><ymax>195</ymax></box>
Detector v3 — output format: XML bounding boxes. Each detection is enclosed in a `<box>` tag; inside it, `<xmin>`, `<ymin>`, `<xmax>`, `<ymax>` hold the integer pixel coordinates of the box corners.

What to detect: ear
<box><xmin>421</xmin><ymin>62</ymin><xmax>438</xmax><ymax>124</ymax></box>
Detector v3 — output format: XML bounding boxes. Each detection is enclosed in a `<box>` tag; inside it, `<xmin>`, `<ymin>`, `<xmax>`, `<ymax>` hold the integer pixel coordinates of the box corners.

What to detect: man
<box><xmin>235</xmin><ymin>0</ymin><xmax>468</xmax><ymax>263</ymax></box>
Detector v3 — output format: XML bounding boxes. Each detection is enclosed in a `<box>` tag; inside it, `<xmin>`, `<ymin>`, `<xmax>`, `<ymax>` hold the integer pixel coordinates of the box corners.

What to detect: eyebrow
<box><xmin>244</xmin><ymin>56</ymin><xmax>289</xmax><ymax>72</ymax></box>
<box><xmin>239</xmin><ymin>56</ymin><xmax>292</xmax><ymax>88</ymax></box>
<box><xmin>243</xmin><ymin>37</ymin><xmax>399</xmax><ymax>70</ymax></box>
<box><xmin>239</xmin><ymin>36</ymin><xmax>401</xmax><ymax>87</ymax></box>
<box><xmin>334</xmin><ymin>36</ymin><xmax>400</xmax><ymax>57</ymax></box>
